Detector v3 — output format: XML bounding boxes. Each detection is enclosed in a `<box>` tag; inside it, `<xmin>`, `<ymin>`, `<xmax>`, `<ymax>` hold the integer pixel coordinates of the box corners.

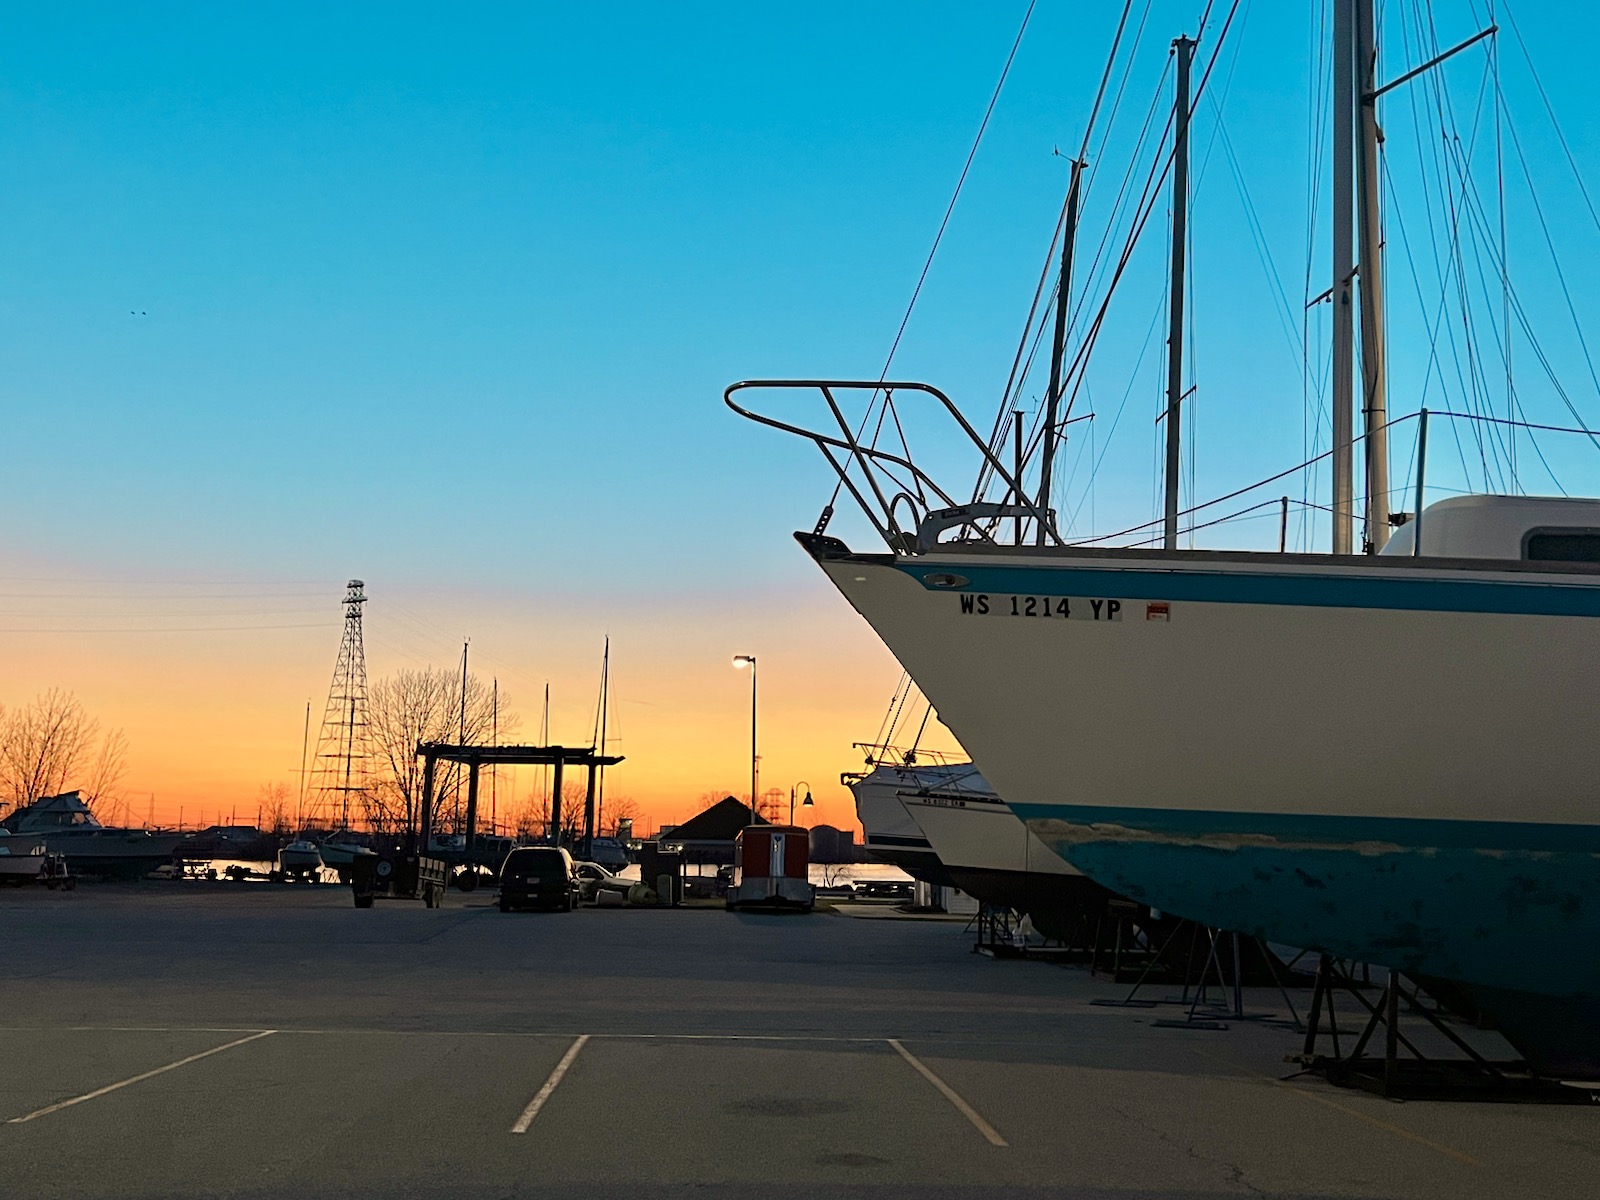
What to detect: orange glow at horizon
<box><xmin>1</xmin><ymin>570</ymin><xmax>965</xmax><ymax>838</ymax></box>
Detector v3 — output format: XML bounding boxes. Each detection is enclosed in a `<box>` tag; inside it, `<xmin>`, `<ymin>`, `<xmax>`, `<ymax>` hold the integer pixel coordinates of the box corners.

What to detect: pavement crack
<box><xmin>1101</xmin><ymin>1098</ymin><xmax>1264</xmax><ymax>1194</ymax></box>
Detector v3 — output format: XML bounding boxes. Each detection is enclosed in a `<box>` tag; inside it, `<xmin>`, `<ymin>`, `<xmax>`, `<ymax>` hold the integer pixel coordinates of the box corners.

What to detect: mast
<box><xmin>491</xmin><ymin>676</ymin><xmax>498</xmax><ymax>835</ymax></box>
<box><xmin>1331</xmin><ymin>0</ymin><xmax>1356</xmax><ymax>554</ymax></box>
<box><xmin>597</xmin><ymin>637</ymin><xmax>609</xmax><ymax>835</ymax></box>
<box><xmin>1163</xmin><ymin>36</ymin><xmax>1194</xmax><ymax>551</ymax></box>
<box><xmin>1356</xmin><ymin>0</ymin><xmax>1389</xmax><ymax>550</ymax></box>
<box><xmin>457</xmin><ymin>639</ymin><xmax>468</xmax><ymax>829</ymax></box>
<box><xmin>297</xmin><ymin>700</ymin><xmax>310</xmax><ymax>826</ymax></box>
<box><xmin>1037</xmin><ymin>158</ymin><xmax>1084</xmax><ymax>543</ymax></box>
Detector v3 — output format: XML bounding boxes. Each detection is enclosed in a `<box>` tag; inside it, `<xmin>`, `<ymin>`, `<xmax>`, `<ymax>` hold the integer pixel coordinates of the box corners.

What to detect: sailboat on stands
<box><xmin>729</xmin><ymin>3</ymin><xmax>1600</xmax><ymax>1075</ymax></box>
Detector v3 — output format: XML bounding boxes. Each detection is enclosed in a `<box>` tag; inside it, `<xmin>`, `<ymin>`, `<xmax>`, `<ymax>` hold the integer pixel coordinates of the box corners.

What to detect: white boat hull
<box><xmin>806</xmin><ymin>532</ymin><xmax>1600</xmax><ymax>1072</ymax></box>
<box><xmin>847</xmin><ymin>766</ymin><xmax>957</xmax><ymax>887</ymax></box>
<box><xmin>0</xmin><ymin>852</ymin><xmax>45</xmax><ymax>879</ymax></box>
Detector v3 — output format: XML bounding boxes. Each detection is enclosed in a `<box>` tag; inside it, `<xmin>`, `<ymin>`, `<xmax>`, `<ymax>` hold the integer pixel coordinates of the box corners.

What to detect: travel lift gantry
<box><xmin>414</xmin><ymin>740</ymin><xmax>625</xmax><ymax>864</ymax></box>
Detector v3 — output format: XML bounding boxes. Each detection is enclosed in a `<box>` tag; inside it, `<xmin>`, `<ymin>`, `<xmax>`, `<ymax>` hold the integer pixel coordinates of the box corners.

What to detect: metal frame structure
<box><xmin>414</xmin><ymin>742</ymin><xmax>623</xmax><ymax>862</ymax></box>
<box><xmin>724</xmin><ymin>379</ymin><xmax>1060</xmax><ymax>550</ymax></box>
<box><xmin>1292</xmin><ymin>956</ymin><xmax>1599</xmax><ymax>1103</ymax></box>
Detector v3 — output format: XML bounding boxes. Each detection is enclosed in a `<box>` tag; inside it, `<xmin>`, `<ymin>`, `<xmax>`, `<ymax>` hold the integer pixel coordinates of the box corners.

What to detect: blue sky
<box><xmin>7</xmin><ymin>2</ymin><xmax>1598</xmax><ymax>580</ymax></box>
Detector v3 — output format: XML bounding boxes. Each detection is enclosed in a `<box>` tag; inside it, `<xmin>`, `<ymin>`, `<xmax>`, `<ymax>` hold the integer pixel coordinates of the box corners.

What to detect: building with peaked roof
<box><xmin>658</xmin><ymin>795</ymin><xmax>768</xmax><ymax>865</ymax></box>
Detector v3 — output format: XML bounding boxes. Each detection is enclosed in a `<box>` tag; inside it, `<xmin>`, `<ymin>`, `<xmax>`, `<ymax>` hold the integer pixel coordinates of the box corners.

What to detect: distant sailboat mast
<box><xmin>597</xmin><ymin>637</ymin><xmax>610</xmax><ymax>836</ymax></box>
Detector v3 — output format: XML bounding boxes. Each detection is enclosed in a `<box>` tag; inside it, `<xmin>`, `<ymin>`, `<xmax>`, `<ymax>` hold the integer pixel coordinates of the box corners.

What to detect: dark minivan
<box><xmin>498</xmin><ymin>847</ymin><xmax>580</xmax><ymax>912</ymax></box>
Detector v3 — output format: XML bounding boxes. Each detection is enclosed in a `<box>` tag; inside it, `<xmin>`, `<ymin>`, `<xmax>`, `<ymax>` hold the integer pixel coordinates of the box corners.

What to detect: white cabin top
<box><xmin>1381</xmin><ymin>495</ymin><xmax>1600</xmax><ymax>562</ymax></box>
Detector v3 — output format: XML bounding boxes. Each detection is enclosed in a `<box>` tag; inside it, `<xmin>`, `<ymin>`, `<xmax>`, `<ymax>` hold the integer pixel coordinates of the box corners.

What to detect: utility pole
<box><xmin>1163</xmin><ymin>36</ymin><xmax>1194</xmax><ymax>551</ymax></box>
<box><xmin>1037</xmin><ymin>158</ymin><xmax>1084</xmax><ymax>544</ymax></box>
<box><xmin>1332</xmin><ymin>0</ymin><xmax>1356</xmax><ymax>554</ymax></box>
<box><xmin>1356</xmin><ymin>0</ymin><xmax>1389</xmax><ymax>550</ymax></box>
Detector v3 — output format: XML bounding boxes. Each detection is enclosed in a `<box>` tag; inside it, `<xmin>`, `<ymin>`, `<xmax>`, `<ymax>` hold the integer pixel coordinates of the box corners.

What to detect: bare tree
<box><xmin>82</xmin><ymin>728</ymin><xmax>128</xmax><ymax>810</ymax></box>
<box><xmin>603</xmin><ymin>794</ymin><xmax>640</xmax><ymax>837</ymax></box>
<box><xmin>258</xmin><ymin>782</ymin><xmax>293</xmax><ymax>834</ymax></box>
<box><xmin>0</xmin><ymin>689</ymin><xmax>101</xmax><ymax>809</ymax></box>
<box><xmin>366</xmin><ymin>668</ymin><xmax>517</xmax><ymax>834</ymax></box>
<box><xmin>558</xmin><ymin>779</ymin><xmax>588</xmax><ymax>844</ymax></box>
<box><xmin>513</xmin><ymin>789</ymin><xmax>551</xmax><ymax>841</ymax></box>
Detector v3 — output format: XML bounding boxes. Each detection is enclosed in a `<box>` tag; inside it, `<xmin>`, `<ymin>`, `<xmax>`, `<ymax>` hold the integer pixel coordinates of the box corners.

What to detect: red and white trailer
<box><xmin>727</xmin><ymin>825</ymin><xmax>813</xmax><ymax>912</ymax></box>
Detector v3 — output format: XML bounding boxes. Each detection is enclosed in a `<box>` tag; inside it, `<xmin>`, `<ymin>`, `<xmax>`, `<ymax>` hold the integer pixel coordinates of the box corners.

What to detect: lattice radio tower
<box><xmin>307</xmin><ymin>579</ymin><xmax>372</xmax><ymax>829</ymax></box>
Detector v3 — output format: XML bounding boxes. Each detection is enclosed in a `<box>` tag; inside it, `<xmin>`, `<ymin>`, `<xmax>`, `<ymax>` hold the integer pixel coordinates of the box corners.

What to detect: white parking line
<box><xmin>887</xmin><ymin>1038</ymin><xmax>1009</xmax><ymax>1147</ymax></box>
<box><xmin>6</xmin><ymin>1030</ymin><xmax>278</xmax><ymax>1125</ymax></box>
<box><xmin>510</xmin><ymin>1034</ymin><xmax>589</xmax><ymax>1134</ymax></box>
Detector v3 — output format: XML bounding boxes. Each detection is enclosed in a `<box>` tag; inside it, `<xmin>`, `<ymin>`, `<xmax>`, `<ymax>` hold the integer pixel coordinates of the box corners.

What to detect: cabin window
<box><xmin>1523</xmin><ymin>529</ymin><xmax>1600</xmax><ymax>563</ymax></box>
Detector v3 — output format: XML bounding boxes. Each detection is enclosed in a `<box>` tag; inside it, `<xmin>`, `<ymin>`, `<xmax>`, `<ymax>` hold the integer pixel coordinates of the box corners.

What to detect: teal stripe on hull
<box><xmin>1012</xmin><ymin>803</ymin><xmax>1600</xmax><ymax>1000</ymax></box>
<box><xmin>898</xmin><ymin>561</ymin><xmax>1600</xmax><ymax>618</ymax></box>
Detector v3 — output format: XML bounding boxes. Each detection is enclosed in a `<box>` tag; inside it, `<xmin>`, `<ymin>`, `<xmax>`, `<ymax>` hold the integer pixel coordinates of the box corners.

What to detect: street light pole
<box><xmin>789</xmin><ymin>781</ymin><xmax>813</xmax><ymax>826</ymax></box>
<box><xmin>733</xmin><ymin>655</ymin><xmax>758</xmax><ymax>824</ymax></box>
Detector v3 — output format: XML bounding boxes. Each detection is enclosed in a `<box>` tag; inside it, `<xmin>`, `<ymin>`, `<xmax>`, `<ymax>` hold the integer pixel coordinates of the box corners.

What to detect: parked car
<box><xmin>498</xmin><ymin>847</ymin><xmax>580</xmax><ymax>912</ymax></box>
<box><xmin>571</xmin><ymin>861</ymin><xmax>629</xmax><ymax>902</ymax></box>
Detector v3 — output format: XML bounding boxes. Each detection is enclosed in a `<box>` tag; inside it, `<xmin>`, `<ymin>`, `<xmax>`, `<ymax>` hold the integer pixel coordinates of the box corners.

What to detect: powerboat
<box><xmin>892</xmin><ymin>762</ymin><xmax>1113</xmax><ymax>941</ymax></box>
<box><xmin>277</xmin><ymin>839</ymin><xmax>324</xmax><ymax>878</ymax></box>
<box><xmin>1</xmin><ymin>791</ymin><xmax>181</xmax><ymax>879</ymax></box>
<box><xmin>843</xmin><ymin>761</ymin><xmax>957</xmax><ymax>888</ymax></box>
<box><xmin>316</xmin><ymin>830</ymin><xmax>376</xmax><ymax>873</ymax></box>
<box><xmin>0</xmin><ymin>830</ymin><xmax>46</xmax><ymax>883</ymax></box>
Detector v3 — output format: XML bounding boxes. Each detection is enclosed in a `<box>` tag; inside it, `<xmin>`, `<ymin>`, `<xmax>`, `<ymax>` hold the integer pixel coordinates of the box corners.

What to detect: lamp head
<box><xmin>732</xmin><ymin>654</ymin><xmax>755</xmax><ymax>668</ymax></box>
<box><xmin>802</xmin><ymin>791</ymin><xmax>814</xmax><ymax>808</ymax></box>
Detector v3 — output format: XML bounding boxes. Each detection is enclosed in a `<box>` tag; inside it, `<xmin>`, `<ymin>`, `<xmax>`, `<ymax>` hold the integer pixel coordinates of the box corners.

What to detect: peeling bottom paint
<box><xmin>1020</xmin><ymin>815</ymin><xmax>1600</xmax><ymax>1002</ymax></box>
<box><xmin>1031</xmin><ymin>818</ymin><xmax>1408</xmax><ymax>858</ymax></box>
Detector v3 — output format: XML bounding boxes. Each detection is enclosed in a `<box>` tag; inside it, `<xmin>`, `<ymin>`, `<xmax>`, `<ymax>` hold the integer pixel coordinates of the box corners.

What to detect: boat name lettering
<box><xmin>958</xmin><ymin>594</ymin><xmax>1123</xmax><ymax>621</ymax></box>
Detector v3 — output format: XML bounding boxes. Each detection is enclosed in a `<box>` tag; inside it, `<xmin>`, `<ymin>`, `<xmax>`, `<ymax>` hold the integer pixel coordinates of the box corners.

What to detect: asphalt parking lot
<box><xmin>2</xmin><ymin>884</ymin><xmax>1595</xmax><ymax>1199</ymax></box>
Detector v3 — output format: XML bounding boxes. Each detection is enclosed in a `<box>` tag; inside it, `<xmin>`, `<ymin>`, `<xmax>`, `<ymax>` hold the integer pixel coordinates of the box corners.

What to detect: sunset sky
<box><xmin>6</xmin><ymin>2</ymin><xmax>1600</xmax><ymax>833</ymax></box>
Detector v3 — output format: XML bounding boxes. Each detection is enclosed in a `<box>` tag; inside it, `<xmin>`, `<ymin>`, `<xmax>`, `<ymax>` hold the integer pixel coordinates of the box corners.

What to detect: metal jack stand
<box><xmin>974</xmin><ymin>905</ymin><xmax>1081</xmax><ymax>961</ymax></box>
<box><xmin>973</xmin><ymin>905</ymin><xmax>1026</xmax><ymax>958</ymax></box>
<box><xmin>1290</xmin><ymin>956</ymin><xmax>1598</xmax><ymax>1103</ymax></box>
<box><xmin>1095</xmin><ymin>925</ymin><xmax>1303</xmax><ymax>1033</ymax></box>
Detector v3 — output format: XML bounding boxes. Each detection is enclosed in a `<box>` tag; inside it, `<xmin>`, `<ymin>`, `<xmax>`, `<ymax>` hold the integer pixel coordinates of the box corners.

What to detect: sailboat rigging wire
<box><xmin>980</xmin><ymin>0</ymin><xmax>1145</xmax><ymax>493</ymax></box>
<box><xmin>1399</xmin><ymin>7</ymin><xmax>1500</xmax><ymax>491</ymax></box>
<box><xmin>822</xmin><ymin>1</ymin><xmax>1036</xmax><ymax>516</ymax></box>
<box><xmin>1071</xmin><ymin>410</ymin><xmax>1419</xmax><ymax>545</ymax></box>
<box><xmin>986</xmin><ymin>66</ymin><xmax>1175</xmax><ymax>504</ymax></box>
<box><xmin>907</xmin><ymin>699</ymin><xmax>936</xmax><ymax>760</ymax></box>
<box><xmin>1400</xmin><ymin>17</ymin><xmax>1600</xmax><ymax>467</ymax></box>
<box><xmin>1078</xmin><ymin>406</ymin><xmax>1597</xmax><ymax>549</ymax></box>
<box><xmin>983</xmin><ymin>0</ymin><xmax>1244</xmax><ymax>515</ymax></box>
<box><xmin>1053</xmin><ymin>0</ymin><xmax>1244</xmax><ymax>437</ymax></box>
<box><xmin>1210</xmin><ymin>100</ymin><xmax>1302</xmax><ymax>362</ymax></box>
<box><xmin>1496</xmin><ymin>99</ymin><xmax>1600</xmax><ymax>432</ymax></box>
<box><xmin>870</xmin><ymin>673</ymin><xmax>912</xmax><ymax>755</ymax></box>
<box><xmin>1501</xmin><ymin>3</ymin><xmax>1600</xmax><ymax>239</ymax></box>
